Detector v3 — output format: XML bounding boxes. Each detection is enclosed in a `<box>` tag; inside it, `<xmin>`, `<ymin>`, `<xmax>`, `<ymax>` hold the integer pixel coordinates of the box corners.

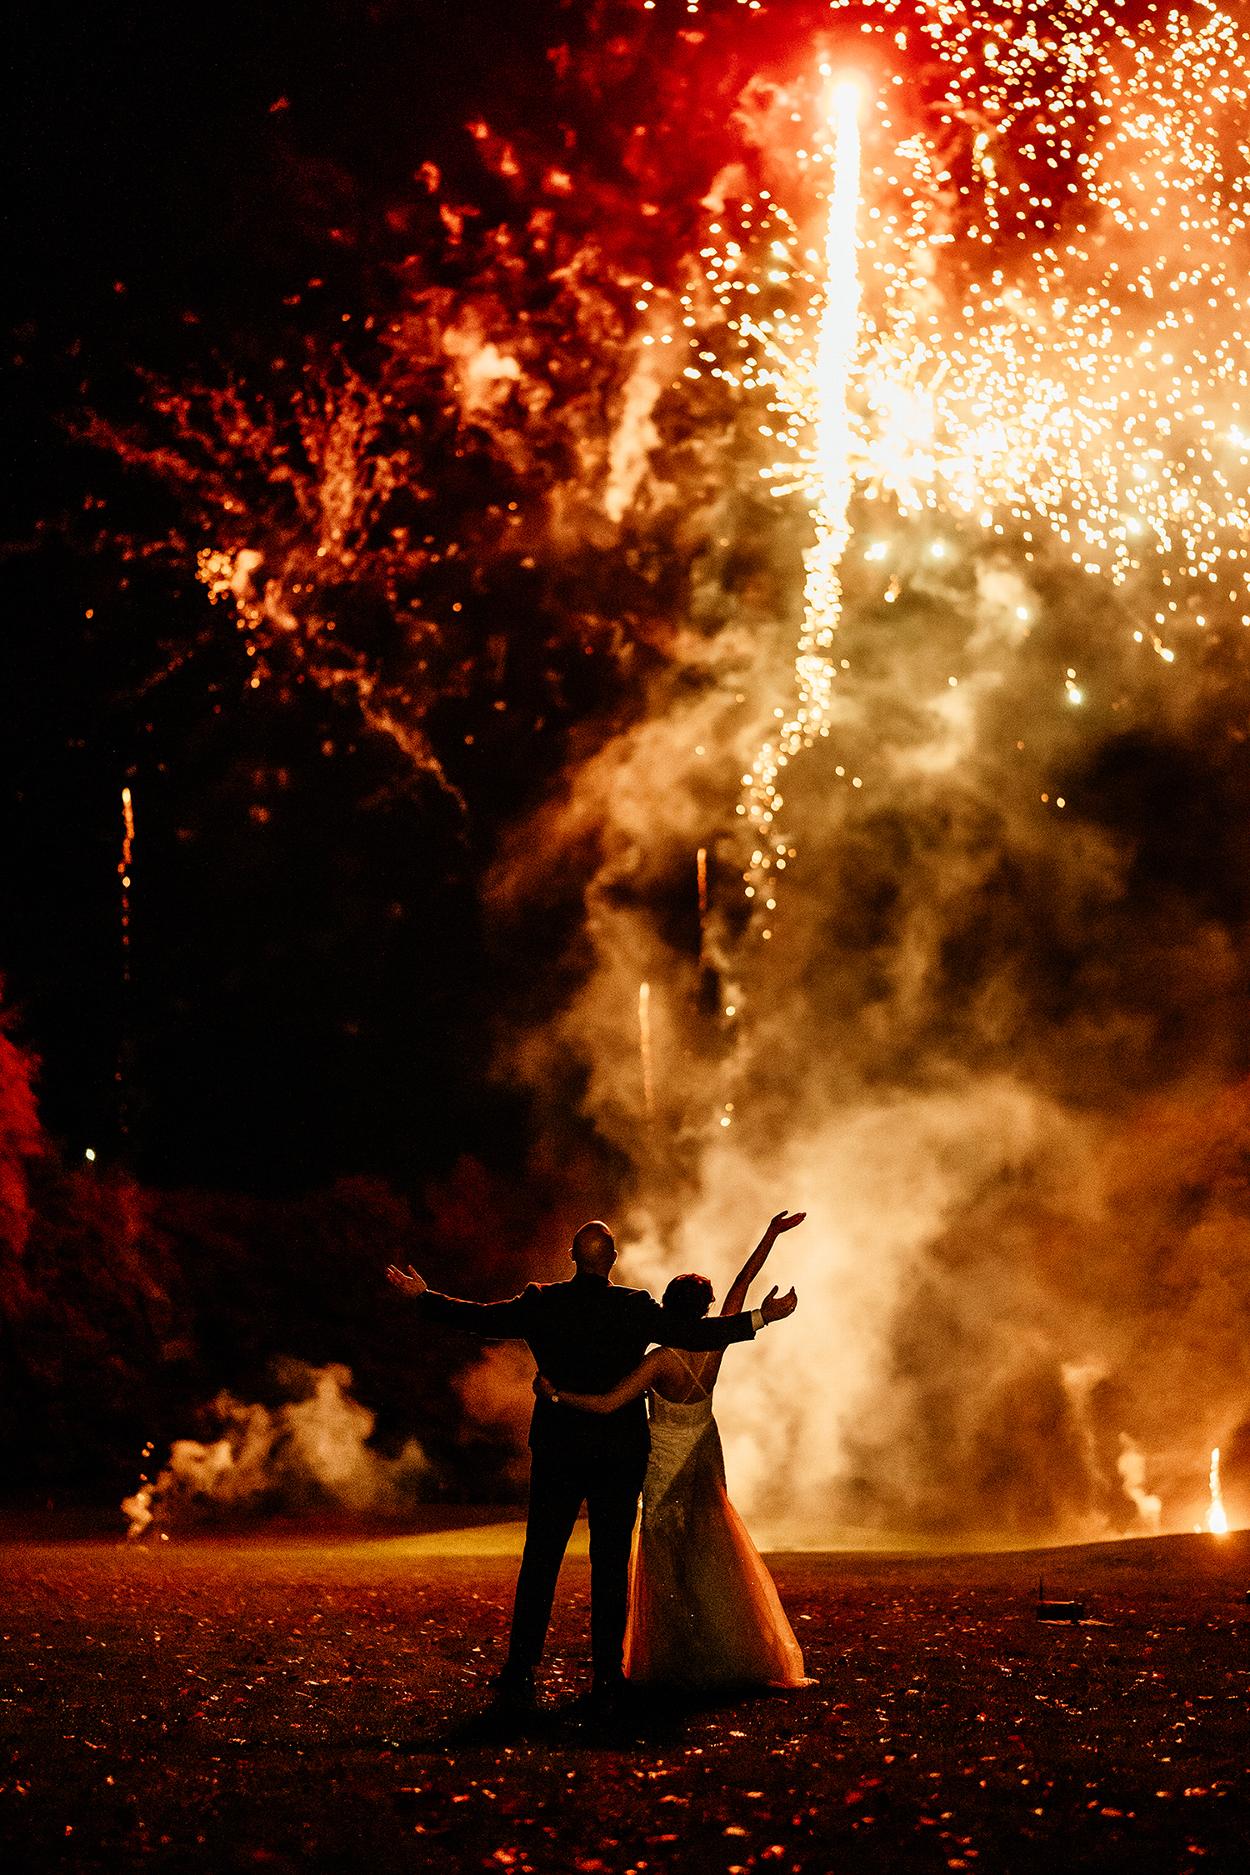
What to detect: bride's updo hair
<box><xmin>661</xmin><ymin>1273</ymin><xmax>714</xmax><ymax>1321</ymax></box>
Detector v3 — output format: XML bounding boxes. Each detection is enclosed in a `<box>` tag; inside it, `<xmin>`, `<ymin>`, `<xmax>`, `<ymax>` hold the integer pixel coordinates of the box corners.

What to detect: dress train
<box><xmin>623</xmin><ymin>1391</ymin><xmax>808</xmax><ymax>1688</ymax></box>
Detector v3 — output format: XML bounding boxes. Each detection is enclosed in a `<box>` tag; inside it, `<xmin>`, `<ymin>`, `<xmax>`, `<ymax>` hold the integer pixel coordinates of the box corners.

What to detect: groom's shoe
<box><xmin>587</xmin><ymin>1673</ymin><xmax>628</xmax><ymax>1723</ymax></box>
<box><xmin>489</xmin><ymin>1666</ymin><xmax>538</xmax><ymax>1719</ymax></box>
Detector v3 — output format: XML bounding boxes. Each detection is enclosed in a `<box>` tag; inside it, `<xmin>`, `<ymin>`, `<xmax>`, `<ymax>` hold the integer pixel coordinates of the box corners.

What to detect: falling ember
<box><xmin>695</xmin><ymin>845</ymin><xmax>709</xmax><ymax>960</ymax></box>
<box><xmin>638</xmin><ymin>980</ymin><xmax>656</xmax><ymax>1122</ymax></box>
<box><xmin>743</xmin><ymin>72</ymin><xmax>862</xmax><ymax>906</ymax></box>
<box><xmin>1206</xmin><ymin>1446</ymin><xmax>1229</xmax><ymax>1537</ymax></box>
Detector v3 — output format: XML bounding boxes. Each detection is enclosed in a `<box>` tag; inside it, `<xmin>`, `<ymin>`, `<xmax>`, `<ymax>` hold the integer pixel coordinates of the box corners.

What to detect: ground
<box><xmin>1</xmin><ymin>1524</ymin><xmax>1247</xmax><ymax>1872</ymax></box>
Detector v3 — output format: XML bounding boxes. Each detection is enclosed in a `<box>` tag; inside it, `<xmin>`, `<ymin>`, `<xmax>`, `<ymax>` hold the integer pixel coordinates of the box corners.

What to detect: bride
<box><xmin>537</xmin><ymin>1210</ymin><xmax>810</xmax><ymax>1691</ymax></box>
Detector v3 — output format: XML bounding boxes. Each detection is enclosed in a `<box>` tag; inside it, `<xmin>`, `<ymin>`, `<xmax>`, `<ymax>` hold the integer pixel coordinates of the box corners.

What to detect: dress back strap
<box><xmin>671</xmin><ymin>1348</ymin><xmax>711</xmax><ymax>1400</ymax></box>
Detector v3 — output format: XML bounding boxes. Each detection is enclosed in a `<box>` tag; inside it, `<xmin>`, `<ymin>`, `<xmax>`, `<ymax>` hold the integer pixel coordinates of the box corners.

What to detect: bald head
<box><xmin>571</xmin><ymin>1219</ymin><xmax>616</xmax><ymax>1277</ymax></box>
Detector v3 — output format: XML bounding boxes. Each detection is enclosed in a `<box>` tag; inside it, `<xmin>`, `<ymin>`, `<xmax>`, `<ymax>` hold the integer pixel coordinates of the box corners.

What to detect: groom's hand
<box><xmin>760</xmin><ymin>1284</ymin><xmax>798</xmax><ymax>1323</ymax></box>
<box><xmin>386</xmin><ymin>1263</ymin><xmax>428</xmax><ymax>1298</ymax></box>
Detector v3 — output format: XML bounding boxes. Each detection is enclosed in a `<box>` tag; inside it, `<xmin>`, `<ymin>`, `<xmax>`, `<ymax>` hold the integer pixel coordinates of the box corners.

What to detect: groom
<box><xmin>387</xmin><ymin>1219</ymin><xmax>797</xmax><ymax>1715</ymax></box>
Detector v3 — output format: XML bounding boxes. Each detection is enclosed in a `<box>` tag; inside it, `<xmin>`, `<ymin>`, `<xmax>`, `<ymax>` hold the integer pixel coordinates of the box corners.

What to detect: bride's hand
<box><xmin>534</xmin><ymin>1374</ymin><xmax>557</xmax><ymax>1401</ymax></box>
<box><xmin>767</xmin><ymin>1210</ymin><xmax>806</xmax><ymax>1237</ymax></box>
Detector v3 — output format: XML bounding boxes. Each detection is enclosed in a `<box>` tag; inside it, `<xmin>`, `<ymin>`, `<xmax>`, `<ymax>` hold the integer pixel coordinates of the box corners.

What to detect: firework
<box><xmin>683</xmin><ymin>0</ymin><xmax>1250</xmax><ymax>909</ymax></box>
<box><xmin>71</xmin><ymin>1</ymin><xmax>1250</xmax><ymax>1547</ymax></box>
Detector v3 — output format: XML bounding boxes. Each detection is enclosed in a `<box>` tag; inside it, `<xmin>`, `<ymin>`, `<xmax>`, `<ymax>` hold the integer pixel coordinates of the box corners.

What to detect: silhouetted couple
<box><xmin>387</xmin><ymin>1209</ymin><xmax>809</xmax><ymax>1720</ymax></box>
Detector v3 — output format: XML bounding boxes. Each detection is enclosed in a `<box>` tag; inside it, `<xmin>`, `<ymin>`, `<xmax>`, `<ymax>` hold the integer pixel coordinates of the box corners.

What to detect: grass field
<box><xmin>2</xmin><ymin>1525</ymin><xmax>1247</xmax><ymax>1872</ymax></box>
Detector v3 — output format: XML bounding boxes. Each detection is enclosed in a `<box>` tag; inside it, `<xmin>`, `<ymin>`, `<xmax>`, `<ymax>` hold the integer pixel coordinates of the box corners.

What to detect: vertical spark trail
<box><xmin>116</xmin><ymin>780</ymin><xmax>135</xmax><ymax>1140</ymax></box>
<box><xmin>798</xmin><ymin>76</ymin><xmax>862</xmax><ymax>745</ymax></box>
<box><xmin>1206</xmin><ymin>1446</ymin><xmax>1229</xmax><ymax>1536</ymax></box>
<box><xmin>638</xmin><ymin>980</ymin><xmax>656</xmax><ymax>1122</ymax></box>
<box><xmin>117</xmin><ymin>781</ymin><xmax>136</xmax><ymax>1142</ymax></box>
<box><xmin>744</xmin><ymin>75</ymin><xmax>862</xmax><ymax>908</ymax></box>
<box><xmin>119</xmin><ymin>784</ymin><xmax>135</xmax><ymax>984</ymax></box>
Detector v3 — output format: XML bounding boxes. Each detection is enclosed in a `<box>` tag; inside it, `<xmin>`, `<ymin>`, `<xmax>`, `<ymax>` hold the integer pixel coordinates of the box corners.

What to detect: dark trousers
<box><xmin>505</xmin><ymin>1438</ymin><xmax>647</xmax><ymax>1685</ymax></box>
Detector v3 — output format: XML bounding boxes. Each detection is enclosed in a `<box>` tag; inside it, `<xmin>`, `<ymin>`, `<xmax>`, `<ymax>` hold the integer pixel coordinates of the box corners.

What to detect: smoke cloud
<box><xmin>122</xmin><ymin>1360</ymin><xmax>429</xmax><ymax>1538</ymax></box>
<box><xmin>485</xmin><ymin>444</ymin><xmax>1250</xmax><ymax>1542</ymax></box>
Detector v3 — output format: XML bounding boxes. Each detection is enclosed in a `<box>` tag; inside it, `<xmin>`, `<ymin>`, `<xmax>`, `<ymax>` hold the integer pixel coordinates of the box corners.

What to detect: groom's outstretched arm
<box><xmin>419</xmin><ymin>1286</ymin><xmax>538</xmax><ymax>1338</ymax></box>
<box><xmin>637</xmin><ymin>1294</ymin><xmax>755</xmax><ymax>1351</ymax></box>
<box><xmin>387</xmin><ymin>1263</ymin><xmax>538</xmax><ymax>1339</ymax></box>
<box><xmin>637</xmin><ymin>1283</ymin><xmax>799</xmax><ymax>1350</ymax></box>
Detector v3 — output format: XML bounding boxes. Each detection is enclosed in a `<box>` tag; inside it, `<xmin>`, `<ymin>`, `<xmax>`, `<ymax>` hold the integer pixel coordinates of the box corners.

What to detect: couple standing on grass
<box><xmin>386</xmin><ymin>1207</ymin><xmax>809</xmax><ymax>1721</ymax></box>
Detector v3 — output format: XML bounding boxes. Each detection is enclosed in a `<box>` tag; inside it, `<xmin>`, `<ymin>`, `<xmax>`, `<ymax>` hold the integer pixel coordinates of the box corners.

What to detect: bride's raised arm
<box><xmin>535</xmin><ymin>1348</ymin><xmax>675</xmax><ymax>1414</ymax></box>
<box><xmin>720</xmin><ymin>1209</ymin><xmax>805</xmax><ymax>1316</ymax></box>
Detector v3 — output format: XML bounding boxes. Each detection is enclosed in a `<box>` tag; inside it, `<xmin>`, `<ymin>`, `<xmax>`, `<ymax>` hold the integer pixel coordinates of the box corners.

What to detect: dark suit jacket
<box><xmin>419</xmin><ymin>1270</ymin><xmax>755</xmax><ymax>1459</ymax></box>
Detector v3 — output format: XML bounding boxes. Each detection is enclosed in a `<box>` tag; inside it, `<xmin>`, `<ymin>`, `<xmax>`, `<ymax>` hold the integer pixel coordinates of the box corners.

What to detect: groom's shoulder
<box><xmin>610</xmin><ymin>1283</ymin><xmax>654</xmax><ymax>1305</ymax></box>
<box><xmin>529</xmin><ymin>1278</ymin><xmax>655</xmax><ymax>1314</ymax></box>
<box><xmin>523</xmin><ymin>1278</ymin><xmax>568</xmax><ymax>1306</ymax></box>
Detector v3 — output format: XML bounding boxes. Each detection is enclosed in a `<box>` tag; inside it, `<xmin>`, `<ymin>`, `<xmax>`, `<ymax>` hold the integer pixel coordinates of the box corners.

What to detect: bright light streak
<box><xmin>119</xmin><ymin>784</ymin><xmax>135</xmax><ymax>987</ymax></box>
<box><xmin>741</xmin><ymin>71</ymin><xmax>863</xmax><ymax>907</ymax></box>
<box><xmin>638</xmin><ymin>980</ymin><xmax>656</xmax><ymax>1121</ymax></box>
<box><xmin>1206</xmin><ymin>1445</ymin><xmax>1229</xmax><ymax>1536</ymax></box>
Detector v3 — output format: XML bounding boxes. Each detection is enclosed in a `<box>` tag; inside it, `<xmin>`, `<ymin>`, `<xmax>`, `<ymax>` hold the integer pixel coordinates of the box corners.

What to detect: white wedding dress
<box><xmin>623</xmin><ymin>1367</ymin><xmax>808</xmax><ymax>1689</ymax></box>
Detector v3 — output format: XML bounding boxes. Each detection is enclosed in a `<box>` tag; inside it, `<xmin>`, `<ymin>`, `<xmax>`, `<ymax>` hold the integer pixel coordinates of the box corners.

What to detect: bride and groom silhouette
<box><xmin>386</xmin><ymin>1208</ymin><xmax>808</xmax><ymax>1720</ymax></box>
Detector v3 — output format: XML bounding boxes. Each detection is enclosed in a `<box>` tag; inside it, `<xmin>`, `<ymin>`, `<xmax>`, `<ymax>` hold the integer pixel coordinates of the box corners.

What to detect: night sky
<box><xmin>6</xmin><ymin>1</ymin><xmax>596</xmax><ymax>1190</ymax></box>
<box><xmin>4</xmin><ymin>0</ymin><xmax>653</xmax><ymax>1501</ymax></box>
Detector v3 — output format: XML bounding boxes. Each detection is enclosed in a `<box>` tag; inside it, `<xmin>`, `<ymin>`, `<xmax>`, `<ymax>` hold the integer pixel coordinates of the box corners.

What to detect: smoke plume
<box><xmin>487</xmin><ymin>466</ymin><xmax>1250</xmax><ymax>1542</ymax></box>
<box><xmin>122</xmin><ymin>1360</ymin><xmax>429</xmax><ymax>1538</ymax></box>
